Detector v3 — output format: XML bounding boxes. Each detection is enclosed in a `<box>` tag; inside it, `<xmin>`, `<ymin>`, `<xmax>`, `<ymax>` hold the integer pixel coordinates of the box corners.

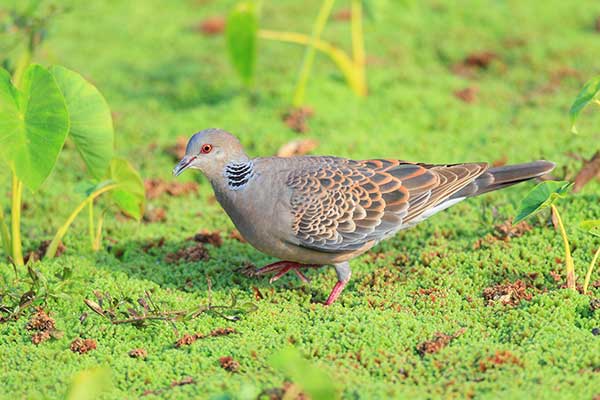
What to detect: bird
<box><xmin>173</xmin><ymin>128</ymin><xmax>555</xmax><ymax>305</ymax></box>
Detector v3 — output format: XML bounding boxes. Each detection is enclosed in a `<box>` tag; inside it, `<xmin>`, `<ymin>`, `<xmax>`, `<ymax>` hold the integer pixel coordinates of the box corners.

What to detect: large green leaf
<box><xmin>0</xmin><ymin>64</ymin><xmax>69</xmax><ymax>190</ymax></box>
<box><xmin>270</xmin><ymin>347</ymin><xmax>338</xmax><ymax>400</ymax></box>
<box><xmin>514</xmin><ymin>181</ymin><xmax>572</xmax><ymax>223</ymax></box>
<box><xmin>66</xmin><ymin>367</ymin><xmax>112</xmax><ymax>400</ymax></box>
<box><xmin>226</xmin><ymin>1</ymin><xmax>258</xmax><ymax>85</ymax></box>
<box><xmin>569</xmin><ymin>76</ymin><xmax>600</xmax><ymax>133</ymax></box>
<box><xmin>50</xmin><ymin>66</ymin><xmax>114</xmax><ymax>179</ymax></box>
<box><xmin>108</xmin><ymin>158</ymin><xmax>145</xmax><ymax>221</ymax></box>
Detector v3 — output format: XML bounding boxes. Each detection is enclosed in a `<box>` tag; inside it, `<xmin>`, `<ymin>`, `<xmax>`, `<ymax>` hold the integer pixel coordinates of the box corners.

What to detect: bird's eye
<box><xmin>200</xmin><ymin>144</ymin><xmax>213</xmax><ymax>154</ymax></box>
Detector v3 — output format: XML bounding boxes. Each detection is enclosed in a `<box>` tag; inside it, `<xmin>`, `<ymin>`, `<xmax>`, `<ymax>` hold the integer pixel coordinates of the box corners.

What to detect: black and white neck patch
<box><xmin>224</xmin><ymin>161</ymin><xmax>255</xmax><ymax>190</ymax></box>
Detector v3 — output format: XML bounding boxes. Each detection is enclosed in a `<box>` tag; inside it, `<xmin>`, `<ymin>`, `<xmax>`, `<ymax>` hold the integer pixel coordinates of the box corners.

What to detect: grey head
<box><xmin>172</xmin><ymin>128</ymin><xmax>249</xmax><ymax>180</ymax></box>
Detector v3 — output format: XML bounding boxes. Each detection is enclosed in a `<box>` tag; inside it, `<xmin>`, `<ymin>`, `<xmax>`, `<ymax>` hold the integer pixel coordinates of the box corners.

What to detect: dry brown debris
<box><xmin>175</xmin><ymin>327</ymin><xmax>238</xmax><ymax>347</ymax></box>
<box><xmin>144</xmin><ymin>178</ymin><xmax>198</xmax><ymax>200</ymax></box>
<box><xmin>493</xmin><ymin>219</ymin><xmax>532</xmax><ymax>240</ymax></box>
<box><xmin>454</xmin><ymin>87</ymin><xmax>478</xmax><ymax>103</ymax></box>
<box><xmin>219</xmin><ymin>356</ymin><xmax>240</xmax><ymax>372</ymax></box>
<box><xmin>189</xmin><ymin>230</ymin><xmax>223</xmax><ymax>247</ymax></box>
<box><xmin>143</xmin><ymin>207</ymin><xmax>167</xmax><ymax>223</ymax></box>
<box><xmin>129</xmin><ymin>348</ymin><xmax>148</xmax><ymax>359</ymax></box>
<box><xmin>165</xmin><ymin>243</ymin><xmax>209</xmax><ymax>264</ymax></box>
<box><xmin>492</xmin><ymin>155</ymin><xmax>508</xmax><ymax>167</ymax></box>
<box><xmin>416</xmin><ymin>328</ymin><xmax>466</xmax><ymax>356</ymax></box>
<box><xmin>70</xmin><ymin>338</ymin><xmax>97</xmax><ymax>354</ymax></box>
<box><xmin>483</xmin><ymin>280</ymin><xmax>532</xmax><ymax>306</ymax></box>
<box><xmin>259</xmin><ymin>382</ymin><xmax>309</xmax><ymax>400</ymax></box>
<box><xmin>142</xmin><ymin>237</ymin><xmax>166</xmax><ymax>253</ymax></box>
<box><xmin>229</xmin><ymin>229</ymin><xmax>246</xmax><ymax>243</ymax></box>
<box><xmin>197</xmin><ymin>16</ymin><xmax>225</xmax><ymax>36</ymax></box>
<box><xmin>24</xmin><ymin>240</ymin><xmax>66</xmax><ymax>263</ymax></box>
<box><xmin>26</xmin><ymin>308</ymin><xmax>58</xmax><ymax>345</ymax></box>
<box><xmin>452</xmin><ymin>51</ymin><xmax>498</xmax><ymax>77</ymax></box>
<box><xmin>277</xmin><ymin>139</ymin><xmax>319</xmax><ymax>157</ymax></box>
<box><xmin>573</xmin><ymin>151</ymin><xmax>600</xmax><ymax>193</ymax></box>
<box><xmin>282</xmin><ymin>107</ymin><xmax>314</xmax><ymax>133</ymax></box>
<box><xmin>166</xmin><ymin>136</ymin><xmax>188</xmax><ymax>160</ymax></box>
<box><xmin>333</xmin><ymin>8</ymin><xmax>351</xmax><ymax>21</ymax></box>
<box><xmin>590</xmin><ymin>298</ymin><xmax>600</xmax><ymax>313</ymax></box>
<box><xmin>479</xmin><ymin>350</ymin><xmax>523</xmax><ymax>372</ymax></box>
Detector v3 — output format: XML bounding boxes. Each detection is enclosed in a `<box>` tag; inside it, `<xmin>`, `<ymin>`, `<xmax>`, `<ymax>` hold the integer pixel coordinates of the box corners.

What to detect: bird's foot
<box><xmin>323</xmin><ymin>279</ymin><xmax>349</xmax><ymax>306</ymax></box>
<box><xmin>252</xmin><ymin>261</ymin><xmax>317</xmax><ymax>284</ymax></box>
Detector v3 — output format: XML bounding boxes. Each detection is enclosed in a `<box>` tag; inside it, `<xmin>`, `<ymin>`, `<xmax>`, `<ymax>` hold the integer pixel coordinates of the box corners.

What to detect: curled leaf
<box><xmin>569</xmin><ymin>76</ymin><xmax>600</xmax><ymax>133</ymax></box>
<box><xmin>514</xmin><ymin>181</ymin><xmax>572</xmax><ymax>223</ymax></box>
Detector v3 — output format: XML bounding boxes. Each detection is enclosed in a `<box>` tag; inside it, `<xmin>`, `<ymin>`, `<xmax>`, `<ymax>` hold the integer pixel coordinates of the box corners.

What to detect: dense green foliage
<box><xmin>1</xmin><ymin>0</ymin><xmax>599</xmax><ymax>399</ymax></box>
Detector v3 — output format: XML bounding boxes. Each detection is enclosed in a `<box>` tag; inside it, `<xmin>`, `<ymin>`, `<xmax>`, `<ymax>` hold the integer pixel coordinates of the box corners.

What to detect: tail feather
<box><xmin>452</xmin><ymin>160</ymin><xmax>555</xmax><ymax>199</ymax></box>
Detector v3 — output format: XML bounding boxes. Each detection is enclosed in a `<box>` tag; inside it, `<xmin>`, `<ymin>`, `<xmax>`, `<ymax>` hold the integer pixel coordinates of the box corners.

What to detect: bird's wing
<box><xmin>285</xmin><ymin>157</ymin><xmax>487</xmax><ymax>252</ymax></box>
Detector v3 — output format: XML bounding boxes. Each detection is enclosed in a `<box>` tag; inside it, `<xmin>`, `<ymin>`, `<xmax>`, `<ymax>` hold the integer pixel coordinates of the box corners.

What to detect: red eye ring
<box><xmin>200</xmin><ymin>144</ymin><xmax>213</xmax><ymax>154</ymax></box>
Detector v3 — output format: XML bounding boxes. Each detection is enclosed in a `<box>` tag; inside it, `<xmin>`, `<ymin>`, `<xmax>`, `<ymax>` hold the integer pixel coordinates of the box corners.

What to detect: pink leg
<box><xmin>253</xmin><ymin>261</ymin><xmax>315</xmax><ymax>284</ymax></box>
<box><xmin>324</xmin><ymin>280</ymin><xmax>349</xmax><ymax>306</ymax></box>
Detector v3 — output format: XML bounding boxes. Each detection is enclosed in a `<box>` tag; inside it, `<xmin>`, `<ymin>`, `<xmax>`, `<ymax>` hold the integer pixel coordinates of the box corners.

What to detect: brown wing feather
<box><xmin>286</xmin><ymin>157</ymin><xmax>488</xmax><ymax>253</ymax></box>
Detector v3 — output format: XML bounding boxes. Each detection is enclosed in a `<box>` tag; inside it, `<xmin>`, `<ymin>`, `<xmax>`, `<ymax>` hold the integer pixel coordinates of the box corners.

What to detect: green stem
<box><xmin>45</xmin><ymin>184</ymin><xmax>119</xmax><ymax>259</ymax></box>
<box><xmin>551</xmin><ymin>205</ymin><xmax>575</xmax><ymax>290</ymax></box>
<box><xmin>11</xmin><ymin>173</ymin><xmax>24</xmax><ymax>266</ymax></box>
<box><xmin>88</xmin><ymin>202</ymin><xmax>95</xmax><ymax>250</ymax></box>
<box><xmin>0</xmin><ymin>207</ymin><xmax>11</xmax><ymax>257</ymax></box>
<box><xmin>292</xmin><ymin>0</ymin><xmax>336</xmax><ymax>106</ymax></box>
<box><xmin>350</xmin><ymin>0</ymin><xmax>367</xmax><ymax>96</ymax></box>
<box><xmin>259</xmin><ymin>30</ymin><xmax>362</xmax><ymax>96</ymax></box>
<box><xmin>583</xmin><ymin>246</ymin><xmax>600</xmax><ymax>295</ymax></box>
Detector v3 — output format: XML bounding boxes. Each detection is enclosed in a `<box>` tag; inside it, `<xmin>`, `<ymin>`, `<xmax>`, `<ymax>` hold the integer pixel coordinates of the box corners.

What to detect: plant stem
<box><xmin>291</xmin><ymin>0</ymin><xmax>336</xmax><ymax>107</ymax></box>
<box><xmin>350</xmin><ymin>0</ymin><xmax>367</xmax><ymax>96</ymax></box>
<box><xmin>11</xmin><ymin>173</ymin><xmax>24</xmax><ymax>266</ymax></box>
<box><xmin>0</xmin><ymin>207</ymin><xmax>11</xmax><ymax>257</ymax></box>
<box><xmin>88</xmin><ymin>202</ymin><xmax>95</xmax><ymax>250</ymax></box>
<box><xmin>259</xmin><ymin>30</ymin><xmax>362</xmax><ymax>96</ymax></box>
<box><xmin>45</xmin><ymin>184</ymin><xmax>118</xmax><ymax>259</ymax></box>
<box><xmin>551</xmin><ymin>205</ymin><xmax>575</xmax><ymax>290</ymax></box>
<box><xmin>94</xmin><ymin>212</ymin><xmax>104</xmax><ymax>251</ymax></box>
<box><xmin>583</xmin><ymin>246</ymin><xmax>600</xmax><ymax>295</ymax></box>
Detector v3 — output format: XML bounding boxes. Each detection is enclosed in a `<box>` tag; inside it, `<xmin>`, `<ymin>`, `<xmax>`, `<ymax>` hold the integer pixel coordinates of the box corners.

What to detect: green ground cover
<box><xmin>1</xmin><ymin>0</ymin><xmax>600</xmax><ymax>398</ymax></box>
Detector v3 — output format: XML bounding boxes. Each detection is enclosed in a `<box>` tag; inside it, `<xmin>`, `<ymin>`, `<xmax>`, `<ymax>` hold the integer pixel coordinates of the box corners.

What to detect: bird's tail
<box><xmin>451</xmin><ymin>160</ymin><xmax>556</xmax><ymax>199</ymax></box>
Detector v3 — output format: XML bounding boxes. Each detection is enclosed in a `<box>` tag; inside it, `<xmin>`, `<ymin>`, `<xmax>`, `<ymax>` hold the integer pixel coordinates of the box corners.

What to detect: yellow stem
<box><xmin>88</xmin><ymin>202</ymin><xmax>95</xmax><ymax>250</ymax></box>
<box><xmin>93</xmin><ymin>212</ymin><xmax>104</xmax><ymax>251</ymax></box>
<box><xmin>583</xmin><ymin>246</ymin><xmax>600</xmax><ymax>295</ymax></box>
<box><xmin>12</xmin><ymin>50</ymin><xmax>31</xmax><ymax>88</ymax></box>
<box><xmin>291</xmin><ymin>0</ymin><xmax>336</xmax><ymax>106</ymax></box>
<box><xmin>259</xmin><ymin>30</ymin><xmax>362</xmax><ymax>96</ymax></box>
<box><xmin>0</xmin><ymin>207</ymin><xmax>11</xmax><ymax>257</ymax></box>
<box><xmin>11</xmin><ymin>173</ymin><xmax>24</xmax><ymax>266</ymax></box>
<box><xmin>552</xmin><ymin>205</ymin><xmax>575</xmax><ymax>290</ymax></box>
<box><xmin>350</xmin><ymin>0</ymin><xmax>367</xmax><ymax>96</ymax></box>
<box><xmin>45</xmin><ymin>184</ymin><xmax>119</xmax><ymax>259</ymax></box>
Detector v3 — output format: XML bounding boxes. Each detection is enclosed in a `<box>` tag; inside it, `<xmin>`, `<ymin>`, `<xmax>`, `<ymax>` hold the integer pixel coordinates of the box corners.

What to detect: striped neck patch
<box><xmin>224</xmin><ymin>161</ymin><xmax>255</xmax><ymax>190</ymax></box>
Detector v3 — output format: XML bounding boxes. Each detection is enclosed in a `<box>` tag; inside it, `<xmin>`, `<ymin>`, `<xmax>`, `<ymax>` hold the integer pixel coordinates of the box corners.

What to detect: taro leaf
<box><xmin>50</xmin><ymin>66</ymin><xmax>114</xmax><ymax>179</ymax></box>
<box><xmin>108</xmin><ymin>158</ymin><xmax>145</xmax><ymax>221</ymax></box>
<box><xmin>569</xmin><ymin>76</ymin><xmax>600</xmax><ymax>133</ymax></box>
<box><xmin>0</xmin><ymin>65</ymin><xmax>69</xmax><ymax>190</ymax></box>
<box><xmin>66</xmin><ymin>367</ymin><xmax>112</xmax><ymax>400</ymax></box>
<box><xmin>514</xmin><ymin>181</ymin><xmax>572</xmax><ymax>224</ymax></box>
<box><xmin>579</xmin><ymin>220</ymin><xmax>600</xmax><ymax>237</ymax></box>
<box><xmin>270</xmin><ymin>347</ymin><xmax>338</xmax><ymax>400</ymax></box>
<box><xmin>226</xmin><ymin>1</ymin><xmax>258</xmax><ymax>86</ymax></box>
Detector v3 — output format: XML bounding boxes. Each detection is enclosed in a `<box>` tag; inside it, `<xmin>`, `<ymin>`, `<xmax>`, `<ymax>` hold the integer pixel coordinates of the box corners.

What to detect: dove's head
<box><xmin>173</xmin><ymin>128</ymin><xmax>249</xmax><ymax>178</ymax></box>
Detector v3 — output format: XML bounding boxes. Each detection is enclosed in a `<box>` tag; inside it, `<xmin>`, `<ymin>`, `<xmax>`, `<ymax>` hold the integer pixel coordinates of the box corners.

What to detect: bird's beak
<box><xmin>173</xmin><ymin>155</ymin><xmax>196</xmax><ymax>177</ymax></box>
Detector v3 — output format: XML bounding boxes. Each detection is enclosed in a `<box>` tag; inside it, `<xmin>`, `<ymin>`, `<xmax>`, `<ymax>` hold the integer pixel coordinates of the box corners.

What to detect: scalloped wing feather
<box><xmin>286</xmin><ymin>157</ymin><xmax>487</xmax><ymax>252</ymax></box>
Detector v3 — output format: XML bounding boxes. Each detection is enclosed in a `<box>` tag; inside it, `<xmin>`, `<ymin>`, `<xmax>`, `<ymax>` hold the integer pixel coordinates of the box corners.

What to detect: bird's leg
<box><xmin>252</xmin><ymin>261</ymin><xmax>317</xmax><ymax>284</ymax></box>
<box><xmin>324</xmin><ymin>262</ymin><xmax>352</xmax><ymax>306</ymax></box>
